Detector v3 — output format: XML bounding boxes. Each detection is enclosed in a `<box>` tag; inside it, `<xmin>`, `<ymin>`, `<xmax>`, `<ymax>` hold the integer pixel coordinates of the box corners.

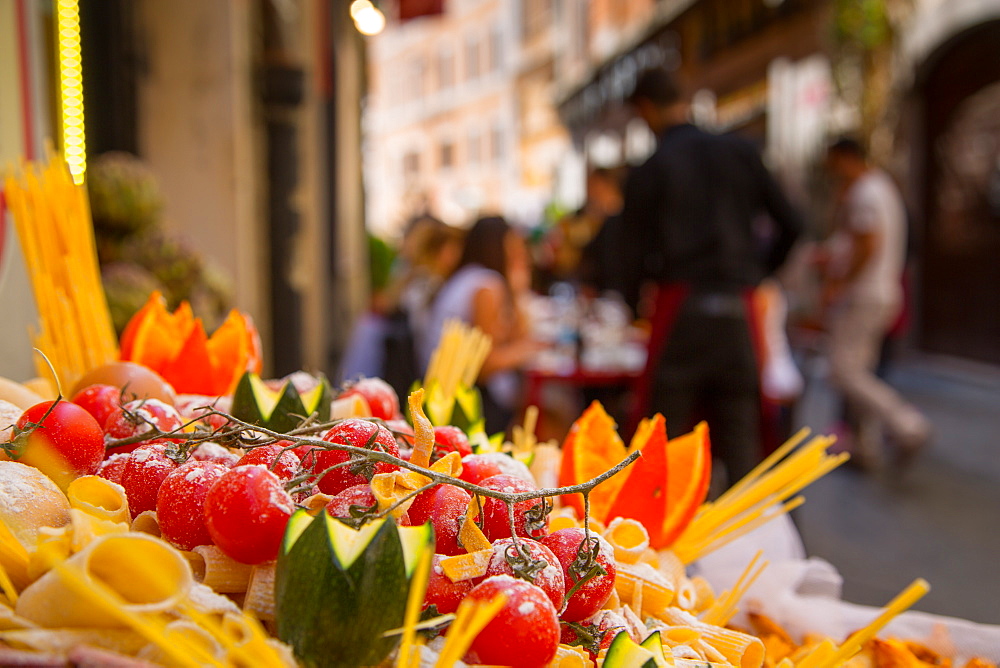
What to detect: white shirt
<box><xmin>829</xmin><ymin>169</ymin><xmax>906</xmax><ymax>308</ymax></box>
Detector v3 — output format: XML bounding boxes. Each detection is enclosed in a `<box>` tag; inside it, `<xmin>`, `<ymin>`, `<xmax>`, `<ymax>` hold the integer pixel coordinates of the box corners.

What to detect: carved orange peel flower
<box><xmin>119</xmin><ymin>291</ymin><xmax>262</xmax><ymax>396</ymax></box>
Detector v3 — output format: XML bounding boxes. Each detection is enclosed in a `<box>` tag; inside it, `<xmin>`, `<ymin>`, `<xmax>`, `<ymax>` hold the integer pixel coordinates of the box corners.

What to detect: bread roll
<box><xmin>0</xmin><ymin>461</ymin><xmax>71</xmax><ymax>549</ymax></box>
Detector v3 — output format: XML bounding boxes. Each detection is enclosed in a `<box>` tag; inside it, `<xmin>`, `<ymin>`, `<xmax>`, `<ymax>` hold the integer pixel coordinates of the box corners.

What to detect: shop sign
<box><xmin>560</xmin><ymin>32</ymin><xmax>680</xmax><ymax>134</ymax></box>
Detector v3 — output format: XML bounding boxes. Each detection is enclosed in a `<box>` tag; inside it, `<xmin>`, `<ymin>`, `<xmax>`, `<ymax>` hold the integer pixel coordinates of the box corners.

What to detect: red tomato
<box><xmin>104</xmin><ymin>399</ymin><xmax>184</xmax><ymax>455</ymax></box>
<box><xmin>423</xmin><ymin>554</ymin><xmax>475</xmax><ymax>614</ymax></box>
<box><xmin>12</xmin><ymin>400</ymin><xmax>105</xmax><ymax>486</ymax></box>
<box><xmin>70</xmin><ymin>384</ymin><xmax>122</xmax><ymax>434</ymax></box>
<box><xmin>483</xmin><ymin>538</ymin><xmax>565</xmax><ymax>610</ymax></box>
<box><xmin>459</xmin><ymin>454</ymin><xmax>505</xmax><ymax>485</ymax></box>
<box><xmin>464</xmin><ymin>575</ymin><xmax>560</xmax><ymax>667</ymax></box>
<box><xmin>156</xmin><ymin>460</ymin><xmax>228</xmax><ymax>550</ymax></box>
<box><xmin>540</xmin><ymin>528</ymin><xmax>616</xmax><ymax>621</ymax></box>
<box><xmin>406</xmin><ymin>483</ymin><xmax>471</xmax><ymax>556</ymax></box>
<box><xmin>312</xmin><ymin>419</ymin><xmax>399</xmax><ymax>495</ymax></box>
<box><xmin>559</xmin><ymin>610</ymin><xmax>625</xmax><ymax>660</ymax></box>
<box><xmin>384</xmin><ymin>419</ymin><xmax>415</xmax><ymax>450</ymax></box>
<box><xmin>478</xmin><ymin>474</ymin><xmax>548</xmax><ymax>541</ymax></box>
<box><xmin>340</xmin><ymin>377</ymin><xmax>399</xmax><ymax>420</ymax></box>
<box><xmin>174</xmin><ymin>395</ymin><xmax>232</xmax><ymax>432</ymax></box>
<box><xmin>189</xmin><ymin>442</ymin><xmax>240</xmax><ymax>467</ymax></box>
<box><xmin>432</xmin><ymin>426</ymin><xmax>472</xmax><ymax>462</ymax></box>
<box><xmin>119</xmin><ymin>443</ymin><xmax>180</xmax><ymax>519</ymax></box>
<box><xmin>204</xmin><ymin>465</ymin><xmax>295</xmax><ymax>564</ymax></box>
<box><xmin>235</xmin><ymin>443</ymin><xmax>300</xmax><ymax>481</ymax></box>
<box><xmin>96</xmin><ymin>452</ymin><xmax>130</xmax><ymax>485</ymax></box>
<box><xmin>325</xmin><ymin>483</ymin><xmax>378</xmax><ymax>519</ymax></box>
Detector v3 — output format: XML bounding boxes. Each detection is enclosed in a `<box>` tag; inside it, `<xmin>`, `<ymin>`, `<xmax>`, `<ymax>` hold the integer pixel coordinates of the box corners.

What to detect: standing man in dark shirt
<box><xmin>623</xmin><ymin>68</ymin><xmax>803</xmax><ymax>487</ymax></box>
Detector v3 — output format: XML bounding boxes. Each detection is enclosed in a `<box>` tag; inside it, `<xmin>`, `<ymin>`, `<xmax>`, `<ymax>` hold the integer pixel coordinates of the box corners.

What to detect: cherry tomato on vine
<box><xmin>12</xmin><ymin>400</ymin><xmax>104</xmax><ymax>486</ymax></box>
<box><xmin>423</xmin><ymin>554</ymin><xmax>475</xmax><ymax>614</ymax></box>
<box><xmin>339</xmin><ymin>377</ymin><xmax>400</xmax><ymax>421</ymax></box>
<box><xmin>156</xmin><ymin>460</ymin><xmax>228</xmax><ymax>550</ymax></box>
<box><xmin>540</xmin><ymin>528</ymin><xmax>616</xmax><ymax>621</ymax></box>
<box><xmin>311</xmin><ymin>419</ymin><xmax>399</xmax><ymax>495</ymax></box>
<box><xmin>70</xmin><ymin>384</ymin><xmax>122</xmax><ymax>434</ymax></box>
<box><xmin>432</xmin><ymin>426</ymin><xmax>472</xmax><ymax>461</ymax></box>
<box><xmin>478</xmin><ymin>474</ymin><xmax>548</xmax><ymax>540</ymax></box>
<box><xmin>119</xmin><ymin>443</ymin><xmax>181</xmax><ymax>519</ymax></box>
<box><xmin>482</xmin><ymin>538</ymin><xmax>565</xmax><ymax>610</ymax></box>
<box><xmin>235</xmin><ymin>443</ymin><xmax>300</xmax><ymax>481</ymax></box>
<box><xmin>104</xmin><ymin>399</ymin><xmax>184</xmax><ymax>455</ymax></box>
<box><xmin>204</xmin><ymin>465</ymin><xmax>295</xmax><ymax>565</ymax></box>
<box><xmin>407</xmin><ymin>483</ymin><xmax>471</xmax><ymax>556</ymax></box>
<box><xmin>464</xmin><ymin>575</ymin><xmax>560</xmax><ymax>668</ymax></box>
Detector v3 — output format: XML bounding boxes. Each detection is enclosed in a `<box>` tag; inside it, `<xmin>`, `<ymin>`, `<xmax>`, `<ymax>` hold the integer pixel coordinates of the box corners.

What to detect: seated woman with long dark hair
<box><xmin>420</xmin><ymin>216</ymin><xmax>541</xmax><ymax>434</ymax></box>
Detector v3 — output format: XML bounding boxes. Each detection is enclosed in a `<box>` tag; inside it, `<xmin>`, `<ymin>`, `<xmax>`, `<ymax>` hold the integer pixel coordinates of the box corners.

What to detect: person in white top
<box><xmin>822</xmin><ymin>138</ymin><xmax>930</xmax><ymax>470</ymax></box>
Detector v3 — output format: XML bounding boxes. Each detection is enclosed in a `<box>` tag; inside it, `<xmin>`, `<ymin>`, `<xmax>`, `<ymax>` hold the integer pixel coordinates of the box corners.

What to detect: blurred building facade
<box><xmin>365</xmin><ymin>0</ymin><xmax>999</xmax><ymax>363</ymax></box>
<box><xmin>363</xmin><ymin>0</ymin><xmax>519</xmax><ymax>232</ymax></box>
<box><xmin>0</xmin><ymin>0</ymin><xmax>371</xmax><ymax>380</ymax></box>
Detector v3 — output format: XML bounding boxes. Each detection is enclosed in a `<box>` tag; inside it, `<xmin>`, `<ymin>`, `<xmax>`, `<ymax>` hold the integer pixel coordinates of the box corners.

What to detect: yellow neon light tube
<box><xmin>56</xmin><ymin>0</ymin><xmax>86</xmax><ymax>185</ymax></box>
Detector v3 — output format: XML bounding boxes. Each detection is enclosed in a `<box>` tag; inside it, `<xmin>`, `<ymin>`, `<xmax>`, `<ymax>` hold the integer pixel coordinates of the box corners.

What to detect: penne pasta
<box><xmin>131</xmin><ymin>510</ymin><xmax>161</xmax><ymax>538</ymax></box>
<box><xmin>675</xmin><ymin>578</ymin><xmax>698</xmax><ymax>611</ymax></box>
<box><xmin>66</xmin><ymin>508</ymin><xmax>130</xmax><ymax>552</ymax></box>
<box><xmin>191</xmin><ymin>545</ymin><xmax>253</xmax><ymax>594</ymax></box>
<box><xmin>614</xmin><ymin>562</ymin><xmax>675</xmax><ymax>620</ymax></box>
<box><xmin>689</xmin><ymin>575</ymin><xmax>716</xmax><ymax>614</ymax></box>
<box><xmin>67</xmin><ymin>475</ymin><xmax>130</xmax><ymax>524</ymax></box>
<box><xmin>243</xmin><ymin>562</ymin><xmax>277</xmax><ymax>621</ymax></box>
<box><xmin>660</xmin><ymin>607</ymin><xmax>765</xmax><ymax>668</ymax></box>
<box><xmin>552</xmin><ymin>644</ymin><xmax>591</xmax><ymax>667</ymax></box>
<box><xmin>603</xmin><ymin>517</ymin><xmax>649</xmax><ymax>565</ymax></box>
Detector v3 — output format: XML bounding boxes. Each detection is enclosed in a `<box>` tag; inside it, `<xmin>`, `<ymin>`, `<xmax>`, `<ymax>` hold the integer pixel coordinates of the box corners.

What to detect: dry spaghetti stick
<box><xmin>681</xmin><ymin>443</ymin><xmax>841</xmax><ymax>548</ymax></box>
<box><xmin>823</xmin><ymin>579</ymin><xmax>930</xmax><ymax>667</ymax></box>
<box><xmin>701</xmin><ymin>554</ymin><xmax>768</xmax><ymax>627</ymax></box>
<box><xmin>397</xmin><ymin>548</ymin><xmax>432</xmax><ymax>668</ymax></box>
<box><xmin>463</xmin><ymin>332</ymin><xmax>491</xmax><ymax>387</ymax></box>
<box><xmin>678</xmin><ymin>498</ymin><xmax>804</xmax><ymax>564</ymax></box>
<box><xmin>684</xmin><ymin>497</ymin><xmax>804</xmax><ymax>561</ymax></box>
<box><xmin>434</xmin><ymin>594</ymin><xmax>506</xmax><ymax>668</ymax></box>
<box><xmin>713</xmin><ymin>428</ymin><xmax>811</xmax><ymax>508</ymax></box>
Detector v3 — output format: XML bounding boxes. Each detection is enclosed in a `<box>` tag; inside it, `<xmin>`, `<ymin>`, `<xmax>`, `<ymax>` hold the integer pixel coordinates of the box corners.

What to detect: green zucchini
<box><xmin>603</xmin><ymin>630</ymin><xmax>659</xmax><ymax>668</ymax></box>
<box><xmin>275</xmin><ymin>511</ymin><xmax>435</xmax><ymax>668</ymax></box>
<box><xmin>230</xmin><ymin>372</ymin><xmax>331</xmax><ymax>433</ymax></box>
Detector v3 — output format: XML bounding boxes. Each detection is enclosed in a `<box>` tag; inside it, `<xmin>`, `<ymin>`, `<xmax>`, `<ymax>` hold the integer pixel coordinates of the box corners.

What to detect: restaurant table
<box><xmin>523</xmin><ymin>365</ymin><xmax>643</xmax><ymax>410</ymax></box>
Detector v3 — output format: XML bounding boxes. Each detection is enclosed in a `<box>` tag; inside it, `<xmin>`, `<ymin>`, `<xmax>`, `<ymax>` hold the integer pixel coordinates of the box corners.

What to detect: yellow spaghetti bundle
<box><xmin>4</xmin><ymin>155</ymin><xmax>117</xmax><ymax>389</ymax></box>
<box><xmin>672</xmin><ymin>429</ymin><xmax>847</xmax><ymax>564</ymax></box>
<box><xmin>423</xmin><ymin>319</ymin><xmax>491</xmax><ymax>401</ymax></box>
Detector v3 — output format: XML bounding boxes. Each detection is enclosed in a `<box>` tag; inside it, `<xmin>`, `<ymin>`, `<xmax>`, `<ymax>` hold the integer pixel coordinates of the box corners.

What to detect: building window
<box><xmin>489</xmin><ymin>26</ymin><xmax>504</xmax><ymax>72</ymax></box>
<box><xmin>437</xmin><ymin>48</ymin><xmax>455</xmax><ymax>90</ymax></box>
<box><xmin>440</xmin><ymin>141</ymin><xmax>455</xmax><ymax>168</ymax></box>
<box><xmin>465</xmin><ymin>37</ymin><xmax>481</xmax><ymax>80</ymax></box>
<box><xmin>403</xmin><ymin>151</ymin><xmax>420</xmax><ymax>179</ymax></box>
<box><xmin>523</xmin><ymin>0</ymin><xmax>552</xmax><ymax>41</ymax></box>
<box><xmin>490</xmin><ymin>125</ymin><xmax>505</xmax><ymax>163</ymax></box>
<box><xmin>409</xmin><ymin>57</ymin><xmax>427</xmax><ymax>101</ymax></box>
<box><xmin>468</xmin><ymin>129</ymin><xmax>481</xmax><ymax>165</ymax></box>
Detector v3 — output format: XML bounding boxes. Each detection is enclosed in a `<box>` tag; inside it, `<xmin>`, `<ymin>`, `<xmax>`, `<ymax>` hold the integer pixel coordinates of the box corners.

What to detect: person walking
<box><xmin>622</xmin><ymin>67</ymin><xmax>803</xmax><ymax>488</ymax></box>
<box><xmin>822</xmin><ymin>138</ymin><xmax>930</xmax><ymax>470</ymax></box>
